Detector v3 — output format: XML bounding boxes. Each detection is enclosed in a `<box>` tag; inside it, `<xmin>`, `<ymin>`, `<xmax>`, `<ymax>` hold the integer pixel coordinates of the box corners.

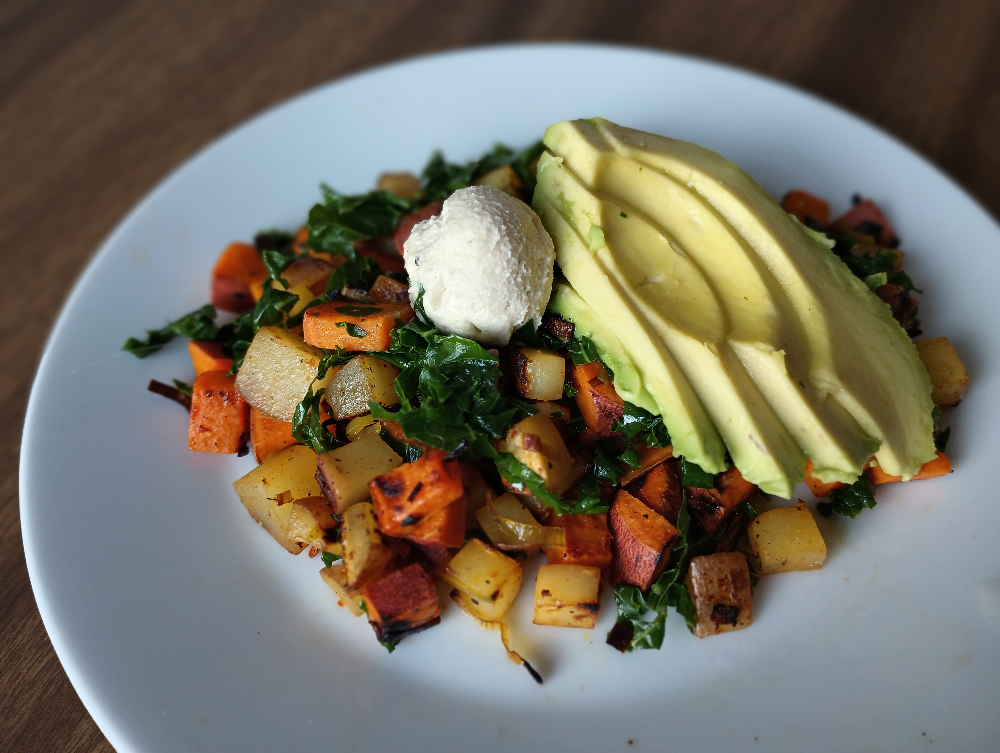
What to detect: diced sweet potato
<box><xmin>867</xmin><ymin>450</ymin><xmax>952</xmax><ymax>484</ymax></box>
<box><xmin>188</xmin><ymin>370</ymin><xmax>250</xmax><ymax>453</ymax></box>
<box><xmin>610</xmin><ymin>489</ymin><xmax>679</xmax><ymax>590</ymax></box>
<box><xmin>212</xmin><ymin>241</ymin><xmax>268</xmax><ymax>313</ymax></box>
<box><xmin>780</xmin><ymin>190</ymin><xmax>829</xmax><ymax>226</ymax></box>
<box><xmin>370</xmin><ymin>449</ymin><xmax>464</xmax><ymax>532</ymax></box>
<box><xmin>302</xmin><ymin>301</ymin><xmax>415</xmax><ymax>352</ymax></box>
<box><xmin>913</xmin><ymin>337</ymin><xmax>969</xmax><ymax>407</ymax></box>
<box><xmin>623</xmin><ymin>456</ymin><xmax>682</xmax><ymax>524</ymax></box>
<box><xmin>368</xmin><ymin>274</ymin><xmax>410</xmax><ymax>305</ymax></box>
<box><xmin>803</xmin><ymin>458</ymin><xmax>848</xmax><ymax>497</ymax></box>
<box><xmin>382</xmin><ymin>420</ymin><xmax>430</xmax><ymax>451</ymax></box>
<box><xmin>749</xmin><ymin>502</ymin><xmax>826</xmax><ymax>574</ymax></box>
<box><xmin>533</xmin><ymin>564</ymin><xmax>601</xmax><ymax>629</ymax></box>
<box><xmin>385</xmin><ymin>495</ymin><xmax>467</xmax><ymax>548</ymax></box>
<box><xmin>545</xmin><ymin>512</ymin><xmax>612</xmax><ymax>569</ymax></box>
<box><xmin>833</xmin><ymin>198</ymin><xmax>898</xmax><ymax>247</ymax></box>
<box><xmin>409</xmin><ymin>542</ymin><xmax>453</xmax><ymax>579</ymax></box>
<box><xmin>687</xmin><ymin>466</ymin><xmax>756</xmax><ymax>536</ymax></box>
<box><xmin>187</xmin><ymin>340</ymin><xmax>233</xmax><ymax>376</ymax></box>
<box><xmin>362</xmin><ymin>563</ymin><xmax>441</xmax><ymax>646</ymax></box>
<box><xmin>685</xmin><ymin>552</ymin><xmax>753</xmax><ymax>638</ymax></box>
<box><xmin>572</xmin><ymin>361</ymin><xmax>624</xmax><ymax>435</ymax></box>
<box><xmin>249</xmin><ymin>406</ymin><xmax>297</xmax><ymax>463</ymax></box>
<box><xmin>394</xmin><ymin>201</ymin><xmax>443</xmax><ymax>255</ymax></box>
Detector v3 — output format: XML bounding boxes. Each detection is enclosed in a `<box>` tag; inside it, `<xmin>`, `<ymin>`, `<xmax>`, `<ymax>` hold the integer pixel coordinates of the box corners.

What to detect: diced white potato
<box><xmin>686</xmin><ymin>552</ymin><xmax>753</xmax><ymax>637</ymax></box>
<box><xmin>320</xmin><ymin>564</ymin><xmax>363</xmax><ymax>616</ymax></box>
<box><xmin>232</xmin><ymin>445</ymin><xmax>319</xmax><ymax>554</ymax></box>
<box><xmin>326</xmin><ymin>355</ymin><xmax>400</xmax><ymax>420</ymax></box>
<box><xmin>341</xmin><ymin>502</ymin><xmax>396</xmax><ymax>588</ymax></box>
<box><xmin>533</xmin><ymin>564</ymin><xmax>601</xmax><ymax>628</ymax></box>
<box><xmin>377</xmin><ymin>171</ymin><xmax>421</xmax><ymax>200</ymax></box>
<box><xmin>473</xmin><ymin>164</ymin><xmax>524</xmax><ymax>198</ymax></box>
<box><xmin>285</xmin><ymin>496</ymin><xmax>342</xmax><ymax>553</ymax></box>
<box><xmin>511</xmin><ymin>348</ymin><xmax>566</xmax><ymax>401</ymax></box>
<box><xmin>914</xmin><ymin>336</ymin><xmax>969</xmax><ymax>407</ymax></box>
<box><xmin>316</xmin><ymin>432</ymin><xmax>403</xmax><ymax>514</ymax></box>
<box><xmin>441</xmin><ymin>538</ymin><xmax>522</xmax><ymax>621</ymax></box>
<box><xmin>497</xmin><ymin>413</ymin><xmax>573</xmax><ymax>491</ymax></box>
<box><xmin>748</xmin><ymin>503</ymin><xmax>827</xmax><ymax>575</ymax></box>
<box><xmin>235</xmin><ymin>326</ymin><xmax>336</xmax><ymax>421</ymax></box>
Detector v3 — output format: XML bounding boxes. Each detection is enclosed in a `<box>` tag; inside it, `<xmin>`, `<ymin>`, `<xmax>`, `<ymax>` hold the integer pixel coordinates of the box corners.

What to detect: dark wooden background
<box><xmin>2</xmin><ymin>1</ymin><xmax>998</xmax><ymax>750</ymax></box>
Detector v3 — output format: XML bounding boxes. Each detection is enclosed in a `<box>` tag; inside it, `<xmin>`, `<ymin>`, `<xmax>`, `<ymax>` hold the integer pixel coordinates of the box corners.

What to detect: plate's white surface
<box><xmin>21</xmin><ymin>44</ymin><xmax>1000</xmax><ymax>752</ymax></box>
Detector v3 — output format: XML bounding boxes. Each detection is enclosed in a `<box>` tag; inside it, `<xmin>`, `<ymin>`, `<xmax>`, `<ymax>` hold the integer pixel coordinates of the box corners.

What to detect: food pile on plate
<box><xmin>127</xmin><ymin>119</ymin><xmax>969</xmax><ymax>667</ymax></box>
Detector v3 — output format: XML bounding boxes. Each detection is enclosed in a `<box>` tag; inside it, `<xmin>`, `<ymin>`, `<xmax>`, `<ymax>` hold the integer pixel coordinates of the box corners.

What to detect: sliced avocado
<box><xmin>534</xmin><ymin>153</ymin><xmax>727</xmax><ymax>473</ymax></box>
<box><xmin>592</xmin><ymin>118</ymin><xmax>933</xmax><ymax>478</ymax></box>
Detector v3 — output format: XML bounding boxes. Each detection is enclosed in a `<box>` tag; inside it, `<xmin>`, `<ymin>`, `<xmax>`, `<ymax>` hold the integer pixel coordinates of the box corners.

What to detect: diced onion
<box><xmin>345</xmin><ymin>413</ymin><xmax>379</xmax><ymax>441</ymax></box>
<box><xmin>478</xmin><ymin>495</ymin><xmax>566</xmax><ymax>550</ymax></box>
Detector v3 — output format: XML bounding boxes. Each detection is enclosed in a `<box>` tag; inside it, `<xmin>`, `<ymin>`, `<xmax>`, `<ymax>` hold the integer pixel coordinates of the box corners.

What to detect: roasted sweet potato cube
<box><xmin>533</xmin><ymin>564</ymin><xmax>601</xmax><ymax>629</ymax></box>
<box><xmin>187</xmin><ymin>370</ymin><xmax>250</xmax><ymax>453</ymax></box>
<box><xmin>320</xmin><ymin>564</ymin><xmax>363</xmax><ymax>616</ymax></box>
<box><xmin>685</xmin><ymin>552</ymin><xmax>753</xmax><ymax>638</ymax></box>
<box><xmin>545</xmin><ymin>512</ymin><xmax>612</xmax><ymax>569</ymax></box>
<box><xmin>833</xmin><ymin>198</ymin><xmax>898</xmax><ymax>247</ymax></box>
<box><xmin>368</xmin><ymin>275</ymin><xmax>410</xmax><ymax>305</ymax></box>
<box><xmin>386</xmin><ymin>495</ymin><xmax>467</xmax><ymax>548</ymax></box>
<box><xmin>394</xmin><ymin>201</ymin><xmax>443</xmax><ymax>255</ymax></box>
<box><xmin>302</xmin><ymin>301</ymin><xmax>414</xmax><ymax>352</ymax></box>
<box><xmin>624</xmin><ymin>457</ymin><xmax>683</xmax><ymax>524</ymax></box>
<box><xmin>188</xmin><ymin>340</ymin><xmax>233</xmax><ymax>376</ymax></box>
<box><xmin>409</xmin><ymin>542</ymin><xmax>453</xmax><ymax>579</ymax></box>
<box><xmin>370</xmin><ymin>449</ymin><xmax>464</xmax><ymax>531</ymax></box>
<box><xmin>572</xmin><ymin>361</ymin><xmax>624</xmax><ymax>435</ymax></box>
<box><xmin>867</xmin><ymin>450</ymin><xmax>952</xmax><ymax>484</ymax></box>
<box><xmin>780</xmin><ymin>189</ymin><xmax>829</xmax><ymax>225</ymax></box>
<box><xmin>687</xmin><ymin>466</ymin><xmax>756</xmax><ymax>536</ymax></box>
<box><xmin>249</xmin><ymin>407</ymin><xmax>297</xmax><ymax>464</ymax></box>
<box><xmin>610</xmin><ymin>489</ymin><xmax>679</xmax><ymax>589</ymax></box>
<box><xmin>803</xmin><ymin>458</ymin><xmax>848</xmax><ymax>498</ymax></box>
<box><xmin>211</xmin><ymin>241</ymin><xmax>268</xmax><ymax>313</ymax></box>
<box><xmin>362</xmin><ymin>563</ymin><xmax>441</xmax><ymax>646</ymax></box>
<box><xmin>913</xmin><ymin>337</ymin><xmax>969</xmax><ymax>407</ymax></box>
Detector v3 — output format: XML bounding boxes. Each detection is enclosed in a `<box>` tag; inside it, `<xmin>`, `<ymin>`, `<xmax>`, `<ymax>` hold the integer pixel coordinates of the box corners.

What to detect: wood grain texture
<box><xmin>2</xmin><ymin>1</ymin><xmax>997</xmax><ymax>750</ymax></box>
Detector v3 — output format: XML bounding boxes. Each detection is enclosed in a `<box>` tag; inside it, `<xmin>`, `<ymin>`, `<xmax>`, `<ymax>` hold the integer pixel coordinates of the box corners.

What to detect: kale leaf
<box><xmin>613</xmin><ymin>401</ymin><xmax>672</xmax><ymax>448</ymax></box>
<box><xmin>817</xmin><ymin>477</ymin><xmax>877</xmax><ymax>518</ymax></box>
<box><xmin>320</xmin><ymin>550</ymin><xmax>342</xmax><ymax>567</ymax></box>
<box><xmin>124</xmin><ymin>305</ymin><xmax>220</xmax><ymax>358</ymax></box>
<box><xmin>681</xmin><ymin>458</ymin><xmax>715</xmax><ymax>489</ymax></box>
<box><xmin>494</xmin><ymin>453</ymin><xmax>569</xmax><ymax>514</ymax></box>
<box><xmin>308</xmin><ymin>186</ymin><xmax>414</xmax><ymax>258</ymax></box>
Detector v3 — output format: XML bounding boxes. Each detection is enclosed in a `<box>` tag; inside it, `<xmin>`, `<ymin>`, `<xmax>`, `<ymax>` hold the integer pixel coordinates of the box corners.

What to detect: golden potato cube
<box><xmin>914</xmin><ymin>336</ymin><xmax>969</xmax><ymax>407</ymax></box>
<box><xmin>498</xmin><ymin>413</ymin><xmax>573</xmax><ymax>491</ymax></box>
<box><xmin>340</xmin><ymin>502</ymin><xmax>395</xmax><ymax>587</ymax></box>
<box><xmin>473</xmin><ymin>164</ymin><xmax>524</xmax><ymax>198</ymax></box>
<box><xmin>511</xmin><ymin>347</ymin><xmax>567</xmax><ymax>401</ymax></box>
<box><xmin>533</xmin><ymin>564</ymin><xmax>601</xmax><ymax>628</ymax></box>
<box><xmin>232</xmin><ymin>445</ymin><xmax>319</xmax><ymax>554</ymax></box>
<box><xmin>316</xmin><ymin>432</ymin><xmax>403</xmax><ymax>514</ymax></box>
<box><xmin>377</xmin><ymin>171</ymin><xmax>421</xmax><ymax>200</ymax></box>
<box><xmin>285</xmin><ymin>496</ymin><xmax>342</xmax><ymax>553</ymax></box>
<box><xmin>325</xmin><ymin>355</ymin><xmax>400</xmax><ymax>420</ymax></box>
<box><xmin>235</xmin><ymin>326</ymin><xmax>335</xmax><ymax>421</ymax></box>
<box><xmin>441</xmin><ymin>538</ymin><xmax>522</xmax><ymax>620</ymax></box>
<box><xmin>685</xmin><ymin>552</ymin><xmax>753</xmax><ymax>638</ymax></box>
<box><xmin>320</xmin><ymin>564</ymin><xmax>363</xmax><ymax>617</ymax></box>
<box><xmin>748</xmin><ymin>502</ymin><xmax>827</xmax><ymax>575</ymax></box>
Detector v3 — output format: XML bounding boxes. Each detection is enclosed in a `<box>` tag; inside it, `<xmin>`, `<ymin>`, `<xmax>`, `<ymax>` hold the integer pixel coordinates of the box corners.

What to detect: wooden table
<box><xmin>2</xmin><ymin>1</ymin><xmax>998</xmax><ymax>749</ymax></box>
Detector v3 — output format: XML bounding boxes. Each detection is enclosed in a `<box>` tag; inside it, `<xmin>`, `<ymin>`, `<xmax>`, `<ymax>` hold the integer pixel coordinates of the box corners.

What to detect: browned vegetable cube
<box><xmin>623</xmin><ymin>454</ymin><xmax>683</xmax><ymax>524</ymax></box>
<box><xmin>533</xmin><ymin>564</ymin><xmax>601</xmax><ymax>629</ymax></box>
<box><xmin>368</xmin><ymin>274</ymin><xmax>410</xmax><ymax>305</ymax></box>
<box><xmin>316</xmin><ymin>432</ymin><xmax>404</xmax><ymax>514</ymax></box>
<box><xmin>285</xmin><ymin>496</ymin><xmax>341</xmax><ymax>553</ymax></box>
<box><xmin>545</xmin><ymin>512</ymin><xmax>612</xmax><ymax>569</ymax></box>
<box><xmin>610</xmin><ymin>489</ymin><xmax>679</xmax><ymax>589</ymax></box>
<box><xmin>913</xmin><ymin>336</ymin><xmax>969</xmax><ymax>407</ymax></box>
<box><xmin>370</xmin><ymin>449</ymin><xmax>464</xmax><ymax>532</ymax></box>
<box><xmin>572</xmin><ymin>361</ymin><xmax>624</xmax><ymax>435</ymax></box>
<box><xmin>361</xmin><ymin>563</ymin><xmax>441</xmax><ymax>645</ymax></box>
<box><xmin>496</xmin><ymin>413</ymin><xmax>573</xmax><ymax>492</ymax></box>
<box><xmin>685</xmin><ymin>552</ymin><xmax>753</xmax><ymax>638</ymax></box>
<box><xmin>510</xmin><ymin>347</ymin><xmax>566</xmax><ymax>401</ymax></box>
<box><xmin>687</xmin><ymin>466</ymin><xmax>756</xmax><ymax>536</ymax></box>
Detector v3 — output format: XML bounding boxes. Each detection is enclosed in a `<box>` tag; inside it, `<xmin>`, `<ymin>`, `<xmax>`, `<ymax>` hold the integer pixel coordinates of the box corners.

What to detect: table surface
<box><xmin>3</xmin><ymin>1</ymin><xmax>999</xmax><ymax>750</ymax></box>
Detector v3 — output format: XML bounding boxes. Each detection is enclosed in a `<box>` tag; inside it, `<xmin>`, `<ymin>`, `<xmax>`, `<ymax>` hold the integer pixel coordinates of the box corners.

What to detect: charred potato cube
<box><xmin>362</xmin><ymin>563</ymin><xmax>441</xmax><ymax>646</ymax></box>
<box><xmin>441</xmin><ymin>538</ymin><xmax>522</xmax><ymax>621</ymax></box>
<box><xmin>325</xmin><ymin>355</ymin><xmax>400</xmax><ymax>420</ymax></box>
<box><xmin>316</xmin><ymin>432</ymin><xmax>403</xmax><ymax>514</ymax></box>
<box><xmin>285</xmin><ymin>496</ymin><xmax>342</xmax><ymax>553</ymax></box>
<box><xmin>232</xmin><ymin>444</ymin><xmax>320</xmax><ymax>554</ymax></box>
<box><xmin>368</xmin><ymin>275</ymin><xmax>410</xmax><ymax>305</ymax></box>
<box><xmin>341</xmin><ymin>502</ymin><xmax>396</xmax><ymax>588</ymax></box>
<box><xmin>533</xmin><ymin>564</ymin><xmax>601</xmax><ymax>629</ymax></box>
<box><xmin>685</xmin><ymin>552</ymin><xmax>753</xmax><ymax>638</ymax></box>
<box><xmin>497</xmin><ymin>413</ymin><xmax>573</xmax><ymax>492</ymax></box>
<box><xmin>510</xmin><ymin>347</ymin><xmax>566</xmax><ymax>401</ymax></box>
<box><xmin>320</xmin><ymin>564</ymin><xmax>363</xmax><ymax>617</ymax></box>
<box><xmin>235</xmin><ymin>326</ymin><xmax>335</xmax><ymax>421</ymax></box>
<box><xmin>748</xmin><ymin>502</ymin><xmax>827</xmax><ymax>575</ymax></box>
<box><xmin>913</xmin><ymin>336</ymin><xmax>969</xmax><ymax>407</ymax></box>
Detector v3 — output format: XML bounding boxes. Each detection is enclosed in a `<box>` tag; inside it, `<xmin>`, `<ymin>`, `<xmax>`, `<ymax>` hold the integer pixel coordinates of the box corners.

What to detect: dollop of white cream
<box><xmin>403</xmin><ymin>185</ymin><xmax>556</xmax><ymax>346</ymax></box>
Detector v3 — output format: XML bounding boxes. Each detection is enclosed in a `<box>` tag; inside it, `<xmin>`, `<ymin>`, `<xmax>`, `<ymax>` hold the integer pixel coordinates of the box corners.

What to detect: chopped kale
<box><xmin>320</xmin><ymin>550</ymin><xmax>342</xmax><ymax>567</ymax></box>
<box><xmin>565</xmin><ymin>336</ymin><xmax>601</xmax><ymax>366</ymax></box>
<box><xmin>124</xmin><ymin>305</ymin><xmax>219</xmax><ymax>358</ymax></box>
<box><xmin>935</xmin><ymin>426</ymin><xmax>951</xmax><ymax>453</ymax></box>
<box><xmin>378</xmin><ymin>425</ymin><xmax>423</xmax><ymax>463</ymax></box>
<box><xmin>817</xmin><ymin>477</ymin><xmax>876</xmax><ymax>519</ymax></box>
<box><xmin>681</xmin><ymin>458</ymin><xmax>715</xmax><ymax>489</ymax></box>
<box><xmin>612</xmin><ymin>401</ymin><xmax>672</xmax><ymax>448</ymax></box>
<box><xmin>494</xmin><ymin>453</ymin><xmax>569</xmax><ymax>514</ymax></box>
<box><xmin>335</xmin><ymin>322</ymin><xmax>368</xmax><ymax>338</ymax></box>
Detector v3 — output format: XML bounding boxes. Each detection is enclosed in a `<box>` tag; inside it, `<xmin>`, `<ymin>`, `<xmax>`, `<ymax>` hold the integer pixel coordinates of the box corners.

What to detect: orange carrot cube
<box><xmin>867</xmin><ymin>451</ymin><xmax>952</xmax><ymax>484</ymax></box>
<box><xmin>780</xmin><ymin>190</ymin><xmax>829</xmax><ymax>226</ymax></box>
<box><xmin>211</xmin><ymin>242</ymin><xmax>268</xmax><ymax>313</ymax></box>
<box><xmin>302</xmin><ymin>301</ymin><xmax>414</xmax><ymax>352</ymax></box>
<box><xmin>250</xmin><ymin>406</ymin><xmax>298</xmax><ymax>463</ymax></box>
<box><xmin>188</xmin><ymin>370</ymin><xmax>250</xmax><ymax>453</ymax></box>
<box><xmin>187</xmin><ymin>340</ymin><xmax>233</xmax><ymax>376</ymax></box>
<box><xmin>572</xmin><ymin>361</ymin><xmax>624</xmax><ymax>436</ymax></box>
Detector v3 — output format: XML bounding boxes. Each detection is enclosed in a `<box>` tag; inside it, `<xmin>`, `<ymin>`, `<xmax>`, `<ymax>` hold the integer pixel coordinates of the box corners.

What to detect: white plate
<box><xmin>21</xmin><ymin>44</ymin><xmax>1000</xmax><ymax>752</ymax></box>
